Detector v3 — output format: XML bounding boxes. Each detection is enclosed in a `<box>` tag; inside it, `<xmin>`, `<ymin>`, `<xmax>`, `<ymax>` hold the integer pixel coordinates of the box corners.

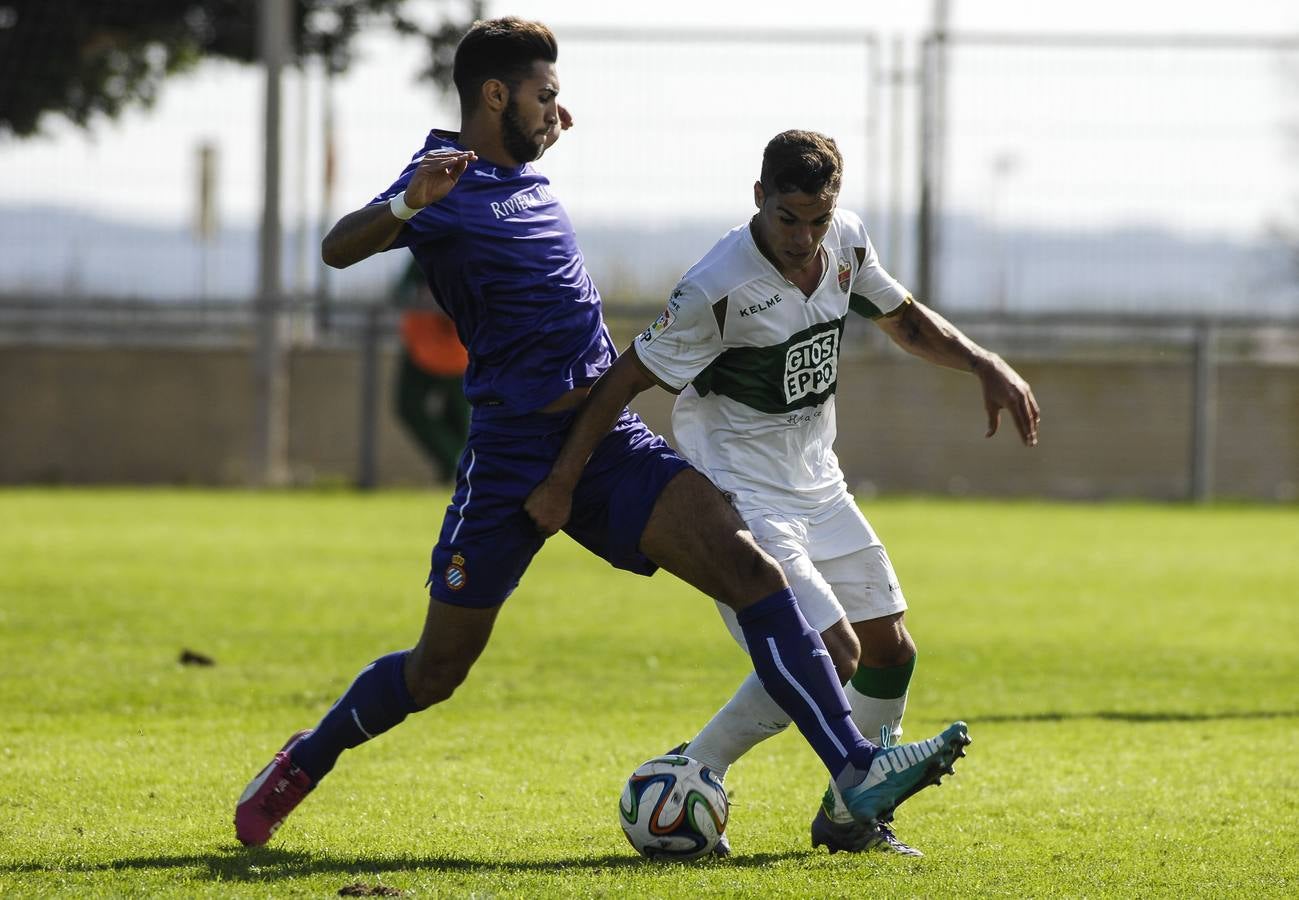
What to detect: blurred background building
<box><xmin>1</xmin><ymin>0</ymin><xmax>1296</xmax><ymax>499</ymax></box>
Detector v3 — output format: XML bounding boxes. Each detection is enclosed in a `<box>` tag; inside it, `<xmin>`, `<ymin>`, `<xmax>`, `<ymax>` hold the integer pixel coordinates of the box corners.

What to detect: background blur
<box><xmin>2</xmin><ymin>0</ymin><xmax>1297</xmax><ymax>499</ymax></box>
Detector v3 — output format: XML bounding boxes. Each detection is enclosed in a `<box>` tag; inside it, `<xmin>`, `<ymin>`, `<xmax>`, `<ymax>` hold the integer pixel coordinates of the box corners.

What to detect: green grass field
<box><xmin>1</xmin><ymin>490</ymin><xmax>1296</xmax><ymax>897</ymax></box>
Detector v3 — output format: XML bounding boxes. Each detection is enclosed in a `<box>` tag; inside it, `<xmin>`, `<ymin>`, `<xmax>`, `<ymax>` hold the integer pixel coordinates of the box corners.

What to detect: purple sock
<box><xmin>290</xmin><ymin>650</ymin><xmax>422</xmax><ymax>781</ymax></box>
<box><xmin>737</xmin><ymin>589</ymin><xmax>876</xmax><ymax>777</ymax></box>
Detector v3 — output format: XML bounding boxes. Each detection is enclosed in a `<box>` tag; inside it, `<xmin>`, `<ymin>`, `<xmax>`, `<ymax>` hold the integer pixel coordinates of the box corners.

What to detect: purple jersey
<box><xmin>374</xmin><ymin>130</ymin><xmax>615</xmax><ymax>423</ymax></box>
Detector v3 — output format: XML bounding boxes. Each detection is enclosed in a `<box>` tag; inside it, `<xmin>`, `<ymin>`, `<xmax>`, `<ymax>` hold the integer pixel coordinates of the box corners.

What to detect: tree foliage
<box><xmin>0</xmin><ymin>0</ymin><xmax>480</xmax><ymax>138</ymax></box>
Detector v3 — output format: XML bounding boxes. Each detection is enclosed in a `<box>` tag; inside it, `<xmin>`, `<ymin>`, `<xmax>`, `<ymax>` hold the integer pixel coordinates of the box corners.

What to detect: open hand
<box><xmin>544</xmin><ymin>105</ymin><xmax>574</xmax><ymax>150</ymax></box>
<box><xmin>405</xmin><ymin>149</ymin><xmax>477</xmax><ymax>208</ymax></box>
<box><xmin>976</xmin><ymin>354</ymin><xmax>1040</xmax><ymax>446</ymax></box>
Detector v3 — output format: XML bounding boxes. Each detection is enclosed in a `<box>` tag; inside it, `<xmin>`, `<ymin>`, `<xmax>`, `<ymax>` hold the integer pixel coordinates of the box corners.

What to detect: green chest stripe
<box><xmin>694</xmin><ymin>318</ymin><xmax>846</xmax><ymax>415</ymax></box>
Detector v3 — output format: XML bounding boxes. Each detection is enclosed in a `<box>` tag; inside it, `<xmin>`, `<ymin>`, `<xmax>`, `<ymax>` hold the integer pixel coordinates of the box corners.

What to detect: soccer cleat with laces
<box><xmin>839</xmin><ymin>721</ymin><xmax>970</xmax><ymax>827</ymax></box>
<box><xmin>235</xmin><ymin>729</ymin><xmax>315</xmax><ymax>847</ymax></box>
<box><xmin>811</xmin><ymin>805</ymin><xmax>923</xmax><ymax>856</ymax></box>
<box><xmin>668</xmin><ymin>742</ymin><xmax>731</xmax><ymax>857</ymax></box>
<box><xmin>871</xmin><ymin>823</ymin><xmax>923</xmax><ymax>856</ymax></box>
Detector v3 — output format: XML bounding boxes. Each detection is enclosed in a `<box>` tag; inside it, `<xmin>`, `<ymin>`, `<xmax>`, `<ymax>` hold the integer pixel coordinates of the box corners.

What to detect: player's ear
<box><xmin>481</xmin><ymin>78</ymin><xmax>510</xmax><ymax>114</ymax></box>
<box><xmin>753</xmin><ymin>181</ymin><xmax>764</xmax><ymax>209</ymax></box>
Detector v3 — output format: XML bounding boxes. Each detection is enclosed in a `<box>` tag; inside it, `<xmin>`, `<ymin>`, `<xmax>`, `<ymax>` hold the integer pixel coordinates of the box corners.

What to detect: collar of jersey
<box><xmin>428</xmin><ymin>128</ymin><xmax>528</xmax><ymax>179</ymax></box>
<box><xmin>742</xmin><ymin>220</ymin><xmax>829</xmax><ymax>299</ymax></box>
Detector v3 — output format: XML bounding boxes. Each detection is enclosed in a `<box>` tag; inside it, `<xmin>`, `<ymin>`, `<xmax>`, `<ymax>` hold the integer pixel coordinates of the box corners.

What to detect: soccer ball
<box><xmin>618</xmin><ymin>754</ymin><xmax>728</xmax><ymax>861</ymax></box>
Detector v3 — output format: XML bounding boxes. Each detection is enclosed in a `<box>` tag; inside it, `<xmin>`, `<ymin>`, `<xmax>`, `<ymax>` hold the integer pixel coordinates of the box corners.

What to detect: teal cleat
<box><xmin>839</xmin><ymin>721</ymin><xmax>970</xmax><ymax>827</ymax></box>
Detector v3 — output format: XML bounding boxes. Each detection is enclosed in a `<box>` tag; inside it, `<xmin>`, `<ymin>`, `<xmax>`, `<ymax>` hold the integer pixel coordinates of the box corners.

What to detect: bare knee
<box><xmin>720</xmin><ymin>536</ymin><xmax>787</xmax><ymax>607</ymax></box>
<box><xmin>678</xmin><ymin>519</ymin><xmax>788</xmax><ymax>610</ymax></box>
<box><xmin>640</xmin><ymin>470</ymin><xmax>787</xmax><ymax>608</ymax></box>
<box><xmin>853</xmin><ymin>613</ymin><xmax>916</xmax><ymax>668</ymax></box>
<box><xmin>404</xmin><ymin>599</ymin><xmax>499</xmax><ymax>707</ymax></box>
<box><xmin>404</xmin><ymin>647</ymin><xmax>475</xmax><ymax>708</ymax></box>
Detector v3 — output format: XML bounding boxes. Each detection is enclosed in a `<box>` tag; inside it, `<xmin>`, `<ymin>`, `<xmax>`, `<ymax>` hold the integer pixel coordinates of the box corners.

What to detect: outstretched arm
<box><xmin>524</xmin><ymin>350</ymin><xmax>660</xmax><ymax>535</ymax></box>
<box><xmin>321</xmin><ymin>149</ymin><xmax>476</xmax><ymax>269</ymax></box>
<box><xmin>873</xmin><ymin>298</ymin><xmax>1041</xmax><ymax>446</ymax></box>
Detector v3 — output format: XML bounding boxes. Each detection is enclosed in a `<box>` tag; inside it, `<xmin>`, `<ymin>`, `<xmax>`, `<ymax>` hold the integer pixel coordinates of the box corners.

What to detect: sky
<box><xmin>2</xmin><ymin>1</ymin><xmax>1297</xmax><ymax>245</ymax></box>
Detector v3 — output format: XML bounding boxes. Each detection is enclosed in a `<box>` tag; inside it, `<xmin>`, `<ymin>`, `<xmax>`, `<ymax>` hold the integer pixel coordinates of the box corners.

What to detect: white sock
<box><xmin>825</xmin><ymin>686</ymin><xmax>909</xmax><ymax>823</ymax></box>
<box><xmin>682</xmin><ymin>671</ymin><xmax>790</xmax><ymax>778</ymax></box>
<box><xmin>849</xmin><ymin>684</ymin><xmax>909</xmax><ymax>748</ymax></box>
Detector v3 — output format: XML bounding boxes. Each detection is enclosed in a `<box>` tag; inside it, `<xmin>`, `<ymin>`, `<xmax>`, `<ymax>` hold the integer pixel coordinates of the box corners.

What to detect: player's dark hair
<box><xmin>453</xmin><ymin>17</ymin><xmax>558</xmax><ymax>113</ymax></box>
<box><xmin>760</xmin><ymin>130</ymin><xmax>843</xmax><ymax>197</ymax></box>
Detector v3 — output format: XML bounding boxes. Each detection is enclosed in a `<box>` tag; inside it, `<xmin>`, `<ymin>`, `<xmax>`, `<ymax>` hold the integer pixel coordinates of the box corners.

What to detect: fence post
<box><xmin>1189</xmin><ymin>319</ymin><xmax>1217</xmax><ymax>502</ymax></box>
<box><xmin>916</xmin><ymin>34</ymin><xmax>935</xmax><ymax>305</ymax></box>
<box><xmin>253</xmin><ymin>0</ymin><xmax>292</xmax><ymax>486</ymax></box>
<box><xmin>356</xmin><ymin>306</ymin><xmax>382</xmax><ymax>490</ymax></box>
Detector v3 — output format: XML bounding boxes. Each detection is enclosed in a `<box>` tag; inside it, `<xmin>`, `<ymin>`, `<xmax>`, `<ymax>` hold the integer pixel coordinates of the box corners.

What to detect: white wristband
<box><xmin>389</xmin><ymin>190</ymin><xmax>420</xmax><ymax>221</ymax></box>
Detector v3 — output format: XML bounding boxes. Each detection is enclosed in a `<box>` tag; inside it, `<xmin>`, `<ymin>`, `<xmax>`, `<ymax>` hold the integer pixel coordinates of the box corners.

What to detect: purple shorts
<box><xmin>427</xmin><ymin>408</ymin><xmax>693</xmax><ymax>607</ymax></box>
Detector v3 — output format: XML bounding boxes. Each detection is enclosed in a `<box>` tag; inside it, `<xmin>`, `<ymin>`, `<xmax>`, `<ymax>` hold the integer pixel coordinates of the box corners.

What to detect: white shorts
<box><xmin>717</xmin><ymin>493</ymin><xmax>908</xmax><ymax>650</ymax></box>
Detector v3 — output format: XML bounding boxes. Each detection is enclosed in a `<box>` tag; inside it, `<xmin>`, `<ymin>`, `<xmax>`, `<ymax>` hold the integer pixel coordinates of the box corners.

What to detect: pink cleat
<box><xmin>235</xmin><ymin>730</ymin><xmax>314</xmax><ymax>846</ymax></box>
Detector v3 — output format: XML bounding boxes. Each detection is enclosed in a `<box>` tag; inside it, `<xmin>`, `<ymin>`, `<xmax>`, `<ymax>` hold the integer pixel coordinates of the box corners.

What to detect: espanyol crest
<box><xmin>445</xmin><ymin>552</ymin><xmax>467</xmax><ymax>591</ymax></box>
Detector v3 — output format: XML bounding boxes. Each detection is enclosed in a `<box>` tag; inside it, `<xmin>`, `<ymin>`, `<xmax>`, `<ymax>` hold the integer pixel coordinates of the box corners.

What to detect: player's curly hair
<box><xmin>760</xmin><ymin>130</ymin><xmax>843</xmax><ymax>197</ymax></box>
<box><xmin>454</xmin><ymin>17</ymin><xmax>558</xmax><ymax>112</ymax></box>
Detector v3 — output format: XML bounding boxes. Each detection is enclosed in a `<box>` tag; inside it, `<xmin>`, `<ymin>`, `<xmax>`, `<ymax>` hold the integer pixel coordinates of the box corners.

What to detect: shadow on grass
<box><xmin>974</xmin><ymin>709</ymin><xmax>1299</xmax><ymax>724</ymax></box>
<box><xmin>2</xmin><ymin>847</ymin><xmax>809</xmax><ymax>881</ymax></box>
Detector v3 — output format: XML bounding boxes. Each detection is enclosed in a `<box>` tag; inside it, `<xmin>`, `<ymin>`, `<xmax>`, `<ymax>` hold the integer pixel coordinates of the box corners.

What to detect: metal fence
<box><xmin>926</xmin><ymin>31</ymin><xmax>1299</xmax><ymax>316</ymax></box>
<box><xmin>4</xmin><ymin>24</ymin><xmax>1296</xmax><ymax>313</ymax></box>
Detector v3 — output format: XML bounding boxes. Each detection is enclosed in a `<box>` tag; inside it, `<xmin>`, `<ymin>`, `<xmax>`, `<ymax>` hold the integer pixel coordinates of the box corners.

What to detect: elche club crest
<box><xmin>837</xmin><ymin>252</ymin><xmax>852</xmax><ymax>293</ymax></box>
<box><xmin>445</xmin><ymin>552</ymin><xmax>467</xmax><ymax>591</ymax></box>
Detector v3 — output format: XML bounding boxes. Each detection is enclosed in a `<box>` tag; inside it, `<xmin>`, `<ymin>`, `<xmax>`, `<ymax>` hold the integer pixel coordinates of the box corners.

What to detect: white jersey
<box><xmin>633</xmin><ymin>209</ymin><xmax>908</xmax><ymax>514</ymax></box>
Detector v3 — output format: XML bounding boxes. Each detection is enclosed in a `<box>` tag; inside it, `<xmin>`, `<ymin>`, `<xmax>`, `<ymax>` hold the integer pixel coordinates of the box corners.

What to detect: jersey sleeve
<box><xmin>370</xmin><ymin>157</ymin><xmax>459</xmax><ymax>250</ymax></box>
<box><xmin>847</xmin><ymin>220</ymin><xmax>909</xmax><ymax>318</ymax></box>
<box><xmin>632</xmin><ymin>279</ymin><xmax>723</xmax><ymax>392</ymax></box>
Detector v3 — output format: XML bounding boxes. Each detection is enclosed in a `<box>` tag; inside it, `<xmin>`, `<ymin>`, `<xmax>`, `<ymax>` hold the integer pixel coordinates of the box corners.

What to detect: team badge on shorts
<box><xmin>837</xmin><ymin>253</ymin><xmax>852</xmax><ymax>293</ymax></box>
<box><xmin>444</xmin><ymin>552</ymin><xmax>467</xmax><ymax>591</ymax></box>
